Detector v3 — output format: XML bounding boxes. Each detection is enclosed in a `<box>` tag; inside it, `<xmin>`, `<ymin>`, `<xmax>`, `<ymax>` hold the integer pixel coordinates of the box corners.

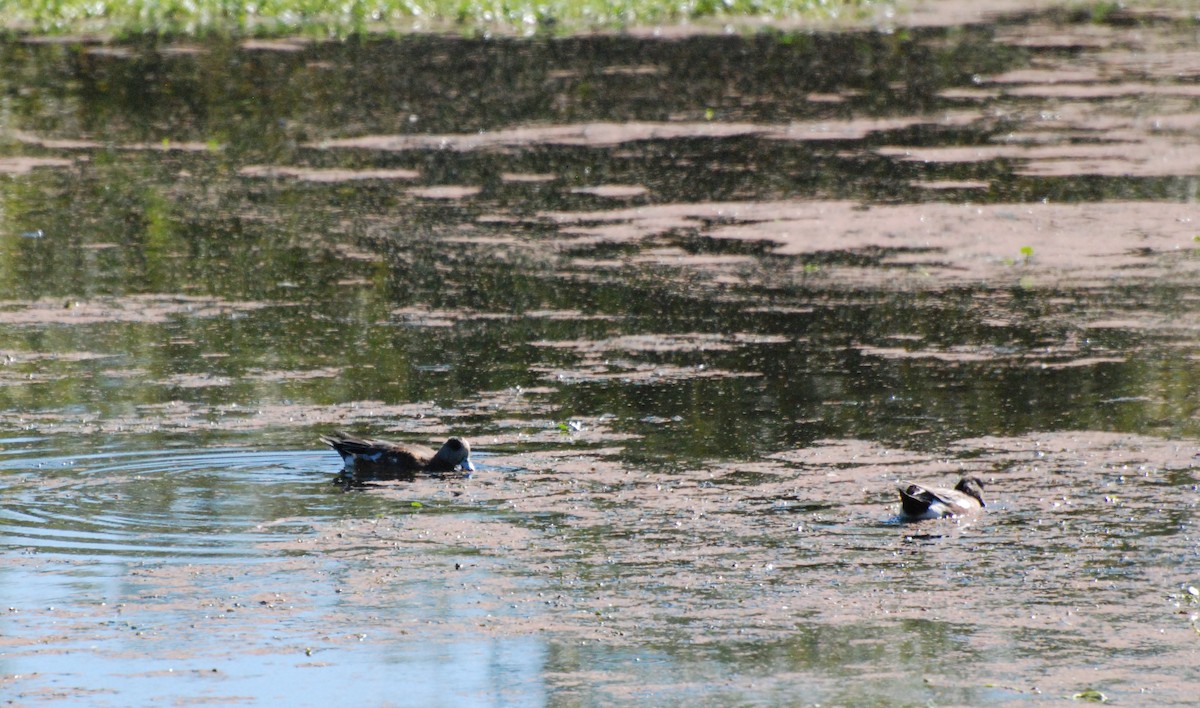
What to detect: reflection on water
<box><xmin>3</xmin><ymin>6</ymin><xmax>1200</xmax><ymax>705</ymax></box>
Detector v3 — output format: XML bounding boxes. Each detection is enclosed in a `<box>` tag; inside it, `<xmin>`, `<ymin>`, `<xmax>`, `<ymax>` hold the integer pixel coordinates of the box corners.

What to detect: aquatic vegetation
<box><xmin>0</xmin><ymin>0</ymin><xmax>875</xmax><ymax>37</ymax></box>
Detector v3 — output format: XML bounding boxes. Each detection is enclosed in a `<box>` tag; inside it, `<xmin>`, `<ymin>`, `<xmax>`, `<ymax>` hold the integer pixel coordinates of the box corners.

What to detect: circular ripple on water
<box><xmin>0</xmin><ymin>446</ymin><xmax>335</xmax><ymax>560</ymax></box>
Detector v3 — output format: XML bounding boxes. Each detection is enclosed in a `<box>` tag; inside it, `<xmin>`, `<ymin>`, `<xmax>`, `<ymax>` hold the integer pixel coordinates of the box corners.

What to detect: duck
<box><xmin>320</xmin><ymin>431</ymin><xmax>475</xmax><ymax>479</ymax></box>
<box><xmin>898</xmin><ymin>476</ymin><xmax>985</xmax><ymax>520</ymax></box>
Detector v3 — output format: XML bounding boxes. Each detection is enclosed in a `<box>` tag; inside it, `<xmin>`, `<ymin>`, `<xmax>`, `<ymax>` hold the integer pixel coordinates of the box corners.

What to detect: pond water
<box><xmin>3</xmin><ymin>5</ymin><xmax>1200</xmax><ymax>705</ymax></box>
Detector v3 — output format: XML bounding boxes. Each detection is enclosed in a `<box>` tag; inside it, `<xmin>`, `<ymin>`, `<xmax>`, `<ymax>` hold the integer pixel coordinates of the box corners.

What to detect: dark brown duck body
<box><xmin>320</xmin><ymin>432</ymin><xmax>474</xmax><ymax>479</ymax></box>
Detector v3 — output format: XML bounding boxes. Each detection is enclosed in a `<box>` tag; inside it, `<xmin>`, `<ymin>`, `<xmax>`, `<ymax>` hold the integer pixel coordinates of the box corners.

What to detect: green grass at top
<box><xmin>0</xmin><ymin>0</ymin><xmax>876</xmax><ymax>37</ymax></box>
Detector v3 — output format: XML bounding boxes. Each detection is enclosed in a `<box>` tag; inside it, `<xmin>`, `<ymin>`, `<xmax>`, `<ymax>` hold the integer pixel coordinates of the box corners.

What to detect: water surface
<box><xmin>3</xmin><ymin>6</ymin><xmax>1200</xmax><ymax>705</ymax></box>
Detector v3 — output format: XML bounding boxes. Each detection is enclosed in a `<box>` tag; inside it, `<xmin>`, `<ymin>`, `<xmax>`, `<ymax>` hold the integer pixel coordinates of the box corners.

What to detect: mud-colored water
<box><xmin>3</xmin><ymin>4</ymin><xmax>1200</xmax><ymax>705</ymax></box>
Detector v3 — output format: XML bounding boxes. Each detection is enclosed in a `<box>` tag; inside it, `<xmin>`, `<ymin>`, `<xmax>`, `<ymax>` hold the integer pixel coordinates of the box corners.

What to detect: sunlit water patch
<box><xmin>0</xmin><ymin>441</ymin><xmax>550</xmax><ymax>706</ymax></box>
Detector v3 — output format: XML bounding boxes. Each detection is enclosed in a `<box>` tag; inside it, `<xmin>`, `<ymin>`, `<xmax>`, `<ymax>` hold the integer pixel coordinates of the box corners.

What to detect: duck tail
<box><xmin>320</xmin><ymin>431</ymin><xmax>371</xmax><ymax>457</ymax></box>
<box><xmin>898</xmin><ymin>484</ymin><xmax>932</xmax><ymax>517</ymax></box>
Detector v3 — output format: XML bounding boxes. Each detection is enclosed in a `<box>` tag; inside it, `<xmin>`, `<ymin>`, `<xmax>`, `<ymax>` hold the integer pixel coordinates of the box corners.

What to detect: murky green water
<box><xmin>3</xmin><ymin>6</ymin><xmax>1200</xmax><ymax>706</ymax></box>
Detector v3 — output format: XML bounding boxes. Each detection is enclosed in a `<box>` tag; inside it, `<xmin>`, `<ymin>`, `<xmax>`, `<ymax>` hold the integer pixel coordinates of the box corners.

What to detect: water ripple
<box><xmin>0</xmin><ymin>448</ymin><xmax>332</xmax><ymax>561</ymax></box>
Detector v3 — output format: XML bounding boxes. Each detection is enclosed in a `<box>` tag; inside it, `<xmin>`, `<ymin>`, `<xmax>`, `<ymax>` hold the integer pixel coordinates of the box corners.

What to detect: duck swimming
<box><xmin>320</xmin><ymin>432</ymin><xmax>475</xmax><ymax>479</ymax></box>
<box><xmin>898</xmin><ymin>476</ymin><xmax>985</xmax><ymax>520</ymax></box>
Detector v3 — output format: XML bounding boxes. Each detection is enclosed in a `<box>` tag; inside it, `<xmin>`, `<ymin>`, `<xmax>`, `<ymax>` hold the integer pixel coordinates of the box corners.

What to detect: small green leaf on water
<box><xmin>704</xmin><ymin>108</ymin><xmax>715</xmax><ymax>121</ymax></box>
<box><xmin>1020</xmin><ymin>245</ymin><xmax>1034</xmax><ymax>259</ymax></box>
<box><xmin>411</xmin><ymin>501</ymin><xmax>423</xmax><ymax>508</ymax></box>
<box><xmin>1072</xmin><ymin>689</ymin><xmax>1107</xmax><ymax>703</ymax></box>
<box><xmin>1193</xmin><ymin>235</ymin><xmax>1200</xmax><ymax>242</ymax></box>
<box><xmin>161</xmin><ymin>138</ymin><xmax>171</xmax><ymax>148</ymax></box>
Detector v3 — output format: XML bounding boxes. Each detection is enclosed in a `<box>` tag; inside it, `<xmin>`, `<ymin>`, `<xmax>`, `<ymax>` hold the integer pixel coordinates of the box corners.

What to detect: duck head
<box><xmin>954</xmin><ymin>476</ymin><xmax>986</xmax><ymax>507</ymax></box>
<box><xmin>430</xmin><ymin>437</ymin><xmax>475</xmax><ymax>473</ymax></box>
